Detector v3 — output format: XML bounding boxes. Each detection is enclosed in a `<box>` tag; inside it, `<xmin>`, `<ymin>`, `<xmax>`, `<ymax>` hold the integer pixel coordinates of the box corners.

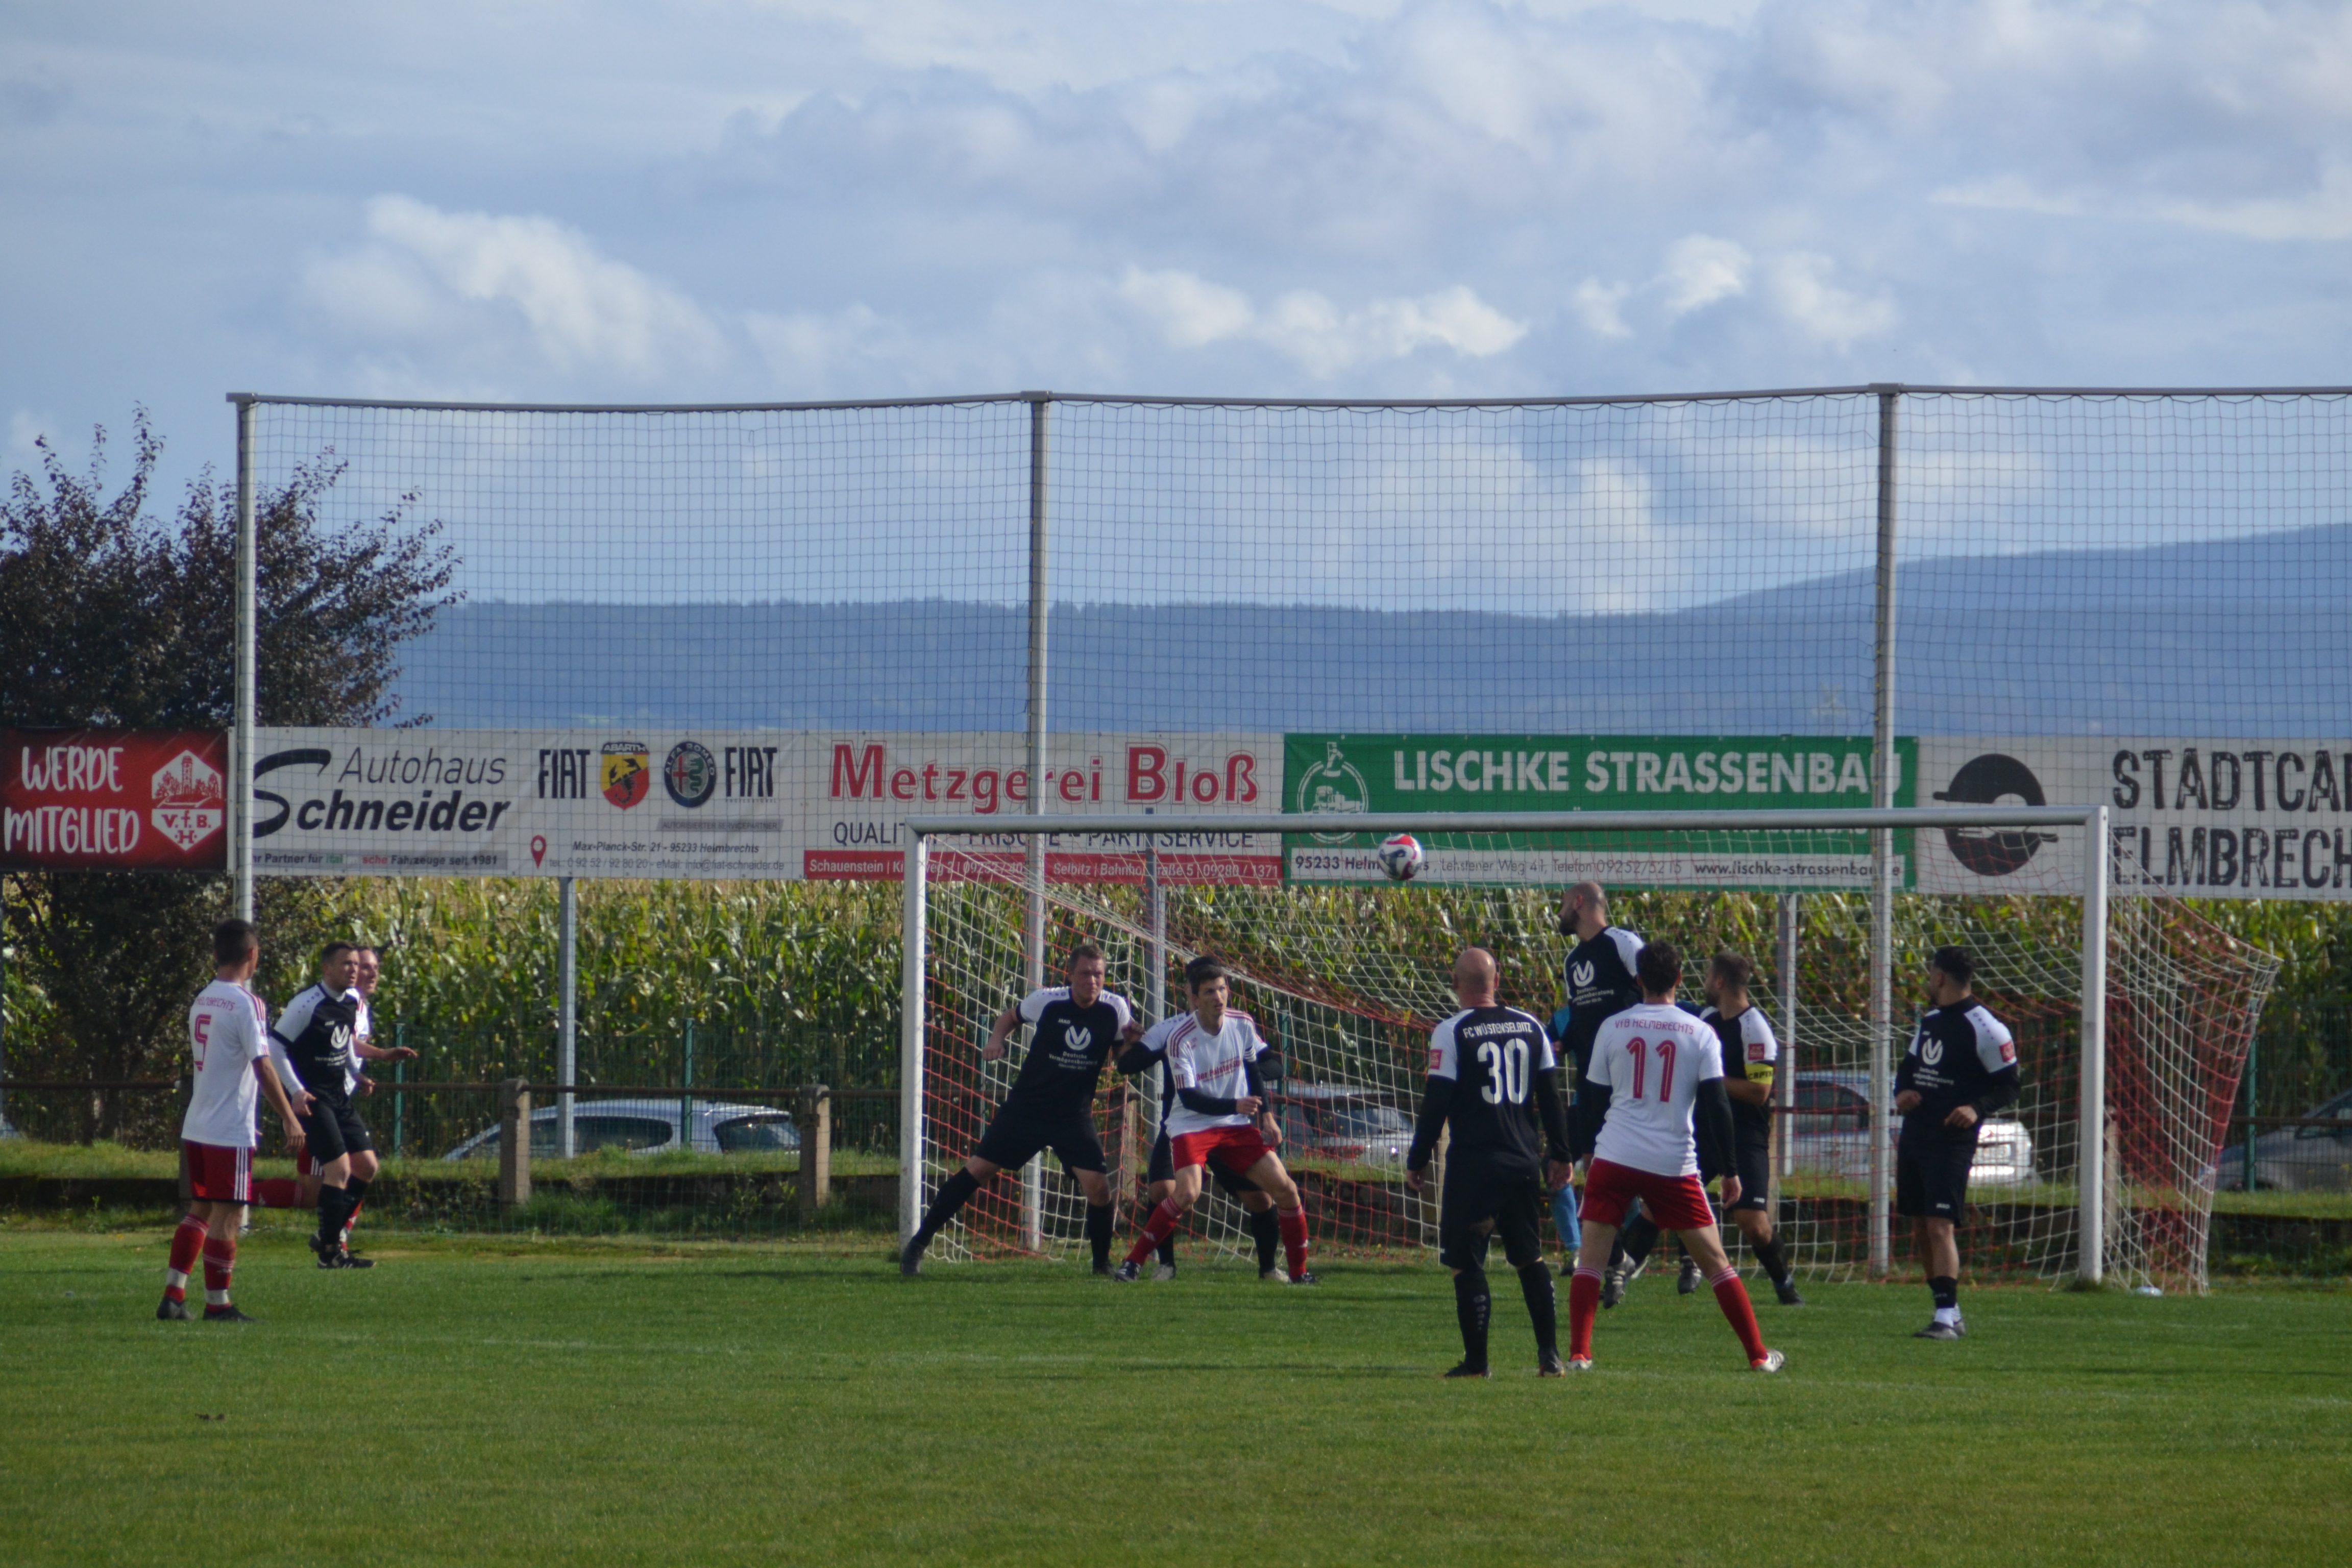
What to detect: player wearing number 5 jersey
<box><xmin>1406</xmin><ymin>948</ymin><xmax>1574</xmax><ymax>1378</ymax></box>
<box><xmin>160</xmin><ymin>919</ymin><xmax>312</xmax><ymax>1323</ymax></box>
<box><xmin>1566</xmin><ymin>941</ymin><xmax>1781</xmax><ymax>1373</ymax></box>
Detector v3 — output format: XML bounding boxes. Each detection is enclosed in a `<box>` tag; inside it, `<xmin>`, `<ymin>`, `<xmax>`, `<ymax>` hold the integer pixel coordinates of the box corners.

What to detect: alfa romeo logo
<box><xmin>664</xmin><ymin>741</ymin><xmax>717</xmax><ymax>808</ymax></box>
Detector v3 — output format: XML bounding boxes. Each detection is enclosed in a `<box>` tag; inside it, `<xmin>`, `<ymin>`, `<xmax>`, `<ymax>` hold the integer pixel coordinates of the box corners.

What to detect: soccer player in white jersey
<box><xmin>1113</xmin><ymin>956</ymin><xmax>1315</xmax><ymax>1285</ymax></box>
<box><xmin>160</xmin><ymin>919</ymin><xmax>312</xmax><ymax>1322</ymax></box>
<box><xmin>1564</xmin><ymin>940</ymin><xmax>1781</xmax><ymax>1372</ymax></box>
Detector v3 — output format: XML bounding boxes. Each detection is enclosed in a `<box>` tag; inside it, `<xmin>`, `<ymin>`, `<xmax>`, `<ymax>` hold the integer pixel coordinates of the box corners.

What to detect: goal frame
<box><xmin>900</xmin><ymin>804</ymin><xmax>2113</xmax><ymax>1284</ymax></box>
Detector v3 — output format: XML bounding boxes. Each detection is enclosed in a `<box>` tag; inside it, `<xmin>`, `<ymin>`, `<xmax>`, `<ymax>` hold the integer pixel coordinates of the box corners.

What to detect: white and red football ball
<box><xmin>1377</xmin><ymin>832</ymin><xmax>1425</xmax><ymax>882</ymax></box>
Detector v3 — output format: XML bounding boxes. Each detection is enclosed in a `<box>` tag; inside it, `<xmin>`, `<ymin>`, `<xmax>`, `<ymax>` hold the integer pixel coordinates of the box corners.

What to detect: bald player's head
<box><xmin>1557</xmin><ymin>880</ymin><xmax>1608</xmax><ymax>939</ymax></box>
<box><xmin>1452</xmin><ymin>946</ymin><xmax>1499</xmax><ymax>1005</ymax></box>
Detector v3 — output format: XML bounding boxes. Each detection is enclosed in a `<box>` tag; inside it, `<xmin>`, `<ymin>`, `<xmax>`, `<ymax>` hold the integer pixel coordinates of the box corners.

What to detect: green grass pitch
<box><xmin>2</xmin><ymin>1227</ymin><xmax>2345</xmax><ymax>1566</ymax></box>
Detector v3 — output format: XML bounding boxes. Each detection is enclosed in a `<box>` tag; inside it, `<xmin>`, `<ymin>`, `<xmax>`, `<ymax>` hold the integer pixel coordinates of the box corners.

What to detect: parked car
<box><xmin>442</xmin><ymin>1097</ymin><xmax>800</xmax><ymax>1161</ymax></box>
<box><xmin>1272</xmin><ymin>1085</ymin><xmax>1416</xmax><ymax>1167</ymax></box>
<box><xmin>1787</xmin><ymin>1071</ymin><xmax>2037</xmax><ymax>1187</ymax></box>
<box><xmin>2214</xmin><ymin>1086</ymin><xmax>2352</xmax><ymax>1192</ymax></box>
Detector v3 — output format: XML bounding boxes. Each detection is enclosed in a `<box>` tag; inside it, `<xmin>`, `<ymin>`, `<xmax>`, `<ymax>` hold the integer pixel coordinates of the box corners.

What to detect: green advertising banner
<box><xmin>1283</xmin><ymin>734</ymin><xmax>1919</xmax><ymax>890</ymax></box>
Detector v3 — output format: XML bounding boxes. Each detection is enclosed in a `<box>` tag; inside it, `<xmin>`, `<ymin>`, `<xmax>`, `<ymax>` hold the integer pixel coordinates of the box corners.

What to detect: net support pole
<box><xmin>1021</xmin><ymin>391</ymin><xmax>1051</xmax><ymax>1255</ymax></box>
<box><xmin>1777</xmin><ymin>893</ymin><xmax>1800</xmax><ymax>1181</ymax></box>
<box><xmin>230</xmin><ymin>394</ymin><xmax>258</xmax><ymax>924</ymax></box>
<box><xmin>557</xmin><ymin>875</ymin><xmax>577</xmax><ymax>1160</ymax></box>
<box><xmin>899</xmin><ymin>831</ymin><xmax>929</xmax><ymax>1243</ymax></box>
<box><xmin>2078</xmin><ymin>804</ymin><xmax>2110</xmax><ymax>1285</ymax></box>
<box><xmin>1867</xmin><ymin>384</ymin><xmax>1899</xmax><ymax>1279</ymax></box>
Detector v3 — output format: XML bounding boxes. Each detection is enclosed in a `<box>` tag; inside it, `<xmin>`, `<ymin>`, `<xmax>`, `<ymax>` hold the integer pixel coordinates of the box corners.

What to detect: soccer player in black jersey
<box><xmin>1116</xmin><ymin>1031</ymin><xmax>1285</xmax><ymax>1281</ymax></box>
<box><xmin>270</xmin><ymin>943</ymin><xmax>375</xmax><ymax>1268</ymax></box>
<box><xmin>1407</xmin><ymin>948</ymin><xmax>1575</xmax><ymax>1379</ymax></box>
<box><xmin>1897</xmin><ymin>946</ymin><xmax>2018</xmax><ymax>1339</ymax></box>
<box><xmin>901</xmin><ymin>944</ymin><xmax>1134</xmax><ymax>1276</ymax></box>
<box><xmin>1555</xmin><ymin>881</ymin><xmax>1646</xmax><ymax>1286</ymax></box>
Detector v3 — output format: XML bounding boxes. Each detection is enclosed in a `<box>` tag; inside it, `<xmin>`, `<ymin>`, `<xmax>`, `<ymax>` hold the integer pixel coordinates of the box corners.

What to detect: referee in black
<box><xmin>1896</xmin><ymin>945</ymin><xmax>2019</xmax><ymax>1339</ymax></box>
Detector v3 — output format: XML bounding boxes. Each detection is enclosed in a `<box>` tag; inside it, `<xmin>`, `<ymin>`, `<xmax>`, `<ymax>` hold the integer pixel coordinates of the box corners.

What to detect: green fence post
<box><xmin>681</xmin><ymin>1020</ymin><xmax>695</xmax><ymax>1153</ymax></box>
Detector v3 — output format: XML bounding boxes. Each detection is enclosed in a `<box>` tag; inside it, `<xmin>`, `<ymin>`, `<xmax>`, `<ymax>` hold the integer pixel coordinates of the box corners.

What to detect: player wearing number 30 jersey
<box><xmin>1566</xmin><ymin>940</ymin><xmax>1781</xmax><ymax>1373</ymax></box>
<box><xmin>1407</xmin><ymin>947</ymin><xmax>1573</xmax><ymax>1378</ymax></box>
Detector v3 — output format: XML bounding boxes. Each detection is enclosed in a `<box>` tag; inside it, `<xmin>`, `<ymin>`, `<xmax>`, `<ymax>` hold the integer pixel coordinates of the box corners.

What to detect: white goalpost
<box><xmin>901</xmin><ymin>806</ymin><xmax>2275</xmax><ymax>1291</ymax></box>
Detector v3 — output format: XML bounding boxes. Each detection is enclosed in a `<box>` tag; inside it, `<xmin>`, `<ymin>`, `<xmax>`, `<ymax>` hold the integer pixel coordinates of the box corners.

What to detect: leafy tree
<box><xmin>1</xmin><ymin>411</ymin><xmax>458</xmax><ymax>1140</ymax></box>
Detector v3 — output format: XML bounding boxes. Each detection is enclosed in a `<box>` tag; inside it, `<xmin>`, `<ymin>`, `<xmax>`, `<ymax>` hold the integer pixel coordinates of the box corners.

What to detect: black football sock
<box><xmin>1453</xmin><ymin>1268</ymin><xmax>1491</xmax><ymax>1370</ymax></box>
<box><xmin>1929</xmin><ymin>1275</ymin><xmax>1959</xmax><ymax>1312</ymax></box>
<box><xmin>1619</xmin><ymin>1213</ymin><xmax>1662</xmax><ymax>1268</ymax></box>
<box><xmin>342</xmin><ymin>1178</ymin><xmax>371</xmax><ymax>1239</ymax></box>
<box><xmin>1517</xmin><ymin>1260</ymin><xmax>1558</xmax><ymax>1358</ymax></box>
<box><xmin>1084</xmin><ymin>1201</ymin><xmax>1114</xmax><ymax>1269</ymax></box>
<box><xmin>1157</xmin><ymin>1229</ymin><xmax>1177</xmax><ymax>1267</ymax></box>
<box><xmin>1249</xmin><ymin>1207</ymin><xmax>1281</xmax><ymax>1272</ymax></box>
<box><xmin>914</xmin><ymin>1170</ymin><xmax>982</xmax><ymax>1245</ymax></box>
<box><xmin>315</xmin><ymin>1185</ymin><xmax>353</xmax><ymax>1248</ymax></box>
<box><xmin>1752</xmin><ymin>1235</ymin><xmax>1793</xmax><ymax>1288</ymax></box>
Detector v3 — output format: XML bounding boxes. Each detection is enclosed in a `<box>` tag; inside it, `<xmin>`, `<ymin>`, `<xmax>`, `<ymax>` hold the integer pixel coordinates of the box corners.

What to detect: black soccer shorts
<box><xmin>1437</xmin><ymin>1167</ymin><xmax>1547</xmax><ymax>1272</ymax></box>
<box><xmin>1146</xmin><ymin>1128</ymin><xmax>1262</xmax><ymax>1195</ymax></box>
<box><xmin>973</xmin><ymin>1099</ymin><xmax>1107</xmax><ymax>1175</ymax></box>
<box><xmin>1700</xmin><ymin>1138</ymin><xmax>1774</xmax><ymax>1214</ymax></box>
<box><xmin>297</xmin><ymin>1101</ymin><xmax>374</xmax><ymax>1165</ymax></box>
<box><xmin>1896</xmin><ymin>1130</ymin><xmax>1978</xmax><ymax>1221</ymax></box>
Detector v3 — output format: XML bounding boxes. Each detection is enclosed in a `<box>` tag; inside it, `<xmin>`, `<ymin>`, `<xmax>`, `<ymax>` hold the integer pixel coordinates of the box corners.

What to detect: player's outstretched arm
<box><xmin>981</xmin><ymin>998</ymin><xmax>1026</xmax><ymax>1062</ymax></box>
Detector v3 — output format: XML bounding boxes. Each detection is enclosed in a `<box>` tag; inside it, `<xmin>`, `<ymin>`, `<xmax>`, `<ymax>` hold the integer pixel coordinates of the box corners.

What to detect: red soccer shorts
<box><xmin>1579</xmin><ymin>1157</ymin><xmax>1716</xmax><ymax>1232</ymax></box>
<box><xmin>297</xmin><ymin>1143</ymin><xmax>325</xmax><ymax>1179</ymax></box>
<box><xmin>183</xmin><ymin>1141</ymin><xmax>252</xmax><ymax>1206</ymax></box>
<box><xmin>1170</xmin><ymin>1124</ymin><xmax>1275</xmax><ymax>1177</ymax></box>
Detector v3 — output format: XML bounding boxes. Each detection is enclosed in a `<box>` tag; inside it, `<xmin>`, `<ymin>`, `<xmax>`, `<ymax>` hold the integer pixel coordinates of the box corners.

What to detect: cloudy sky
<box><xmin>7</xmin><ymin>0</ymin><xmax>2352</xmax><ymax>495</ymax></box>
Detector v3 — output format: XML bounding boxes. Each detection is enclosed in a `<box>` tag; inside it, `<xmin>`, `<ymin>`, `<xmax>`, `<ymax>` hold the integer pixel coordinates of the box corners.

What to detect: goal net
<box><xmin>906</xmin><ymin>818</ymin><xmax>2276</xmax><ymax>1292</ymax></box>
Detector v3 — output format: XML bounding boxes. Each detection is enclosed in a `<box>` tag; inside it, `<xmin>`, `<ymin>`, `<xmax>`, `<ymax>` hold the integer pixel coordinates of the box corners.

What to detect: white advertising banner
<box><xmin>249</xmin><ymin>729</ymin><xmax>1284</xmax><ymax>882</ymax></box>
<box><xmin>1915</xmin><ymin>738</ymin><xmax>2352</xmax><ymax>901</ymax></box>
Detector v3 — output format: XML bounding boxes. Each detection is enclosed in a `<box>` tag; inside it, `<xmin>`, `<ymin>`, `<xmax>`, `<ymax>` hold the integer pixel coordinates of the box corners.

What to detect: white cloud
<box><xmin>1766</xmin><ymin>253</ymin><xmax>1896</xmax><ymax>350</ymax></box>
<box><xmin>9</xmin><ymin>409</ymin><xmax>54</xmax><ymax>457</ymax></box>
<box><xmin>1121</xmin><ymin>268</ymin><xmax>1526</xmax><ymax>375</ymax></box>
<box><xmin>1938</xmin><ymin>162</ymin><xmax>2352</xmax><ymax>242</ymax></box>
<box><xmin>1657</xmin><ymin>235</ymin><xmax>1751</xmax><ymax>316</ymax></box>
<box><xmin>301</xmin><ymin>195</ymin><xmax>730</xmax><ymax>384</ymax></box>
<box><xmin>1572</xmin><ymin>278</ymin><xmax>1633</xmax><ymax>339</ymax></box>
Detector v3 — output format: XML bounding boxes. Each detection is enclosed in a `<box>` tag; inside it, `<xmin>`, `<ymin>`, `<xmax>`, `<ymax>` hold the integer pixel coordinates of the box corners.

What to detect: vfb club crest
<box><xmin>601</xmin><ymin>740</ymin><xmax>651</xmax><ymax>810</ymax></box>
<box><xmin>150</xmin><ymin>749</ymin><xmax>225</xmax><ymax>851</ymax></box>
<box><xmin>664</xmin><ymin>741</ymin><xmax>717</xmax><ymax>808</ymax></box>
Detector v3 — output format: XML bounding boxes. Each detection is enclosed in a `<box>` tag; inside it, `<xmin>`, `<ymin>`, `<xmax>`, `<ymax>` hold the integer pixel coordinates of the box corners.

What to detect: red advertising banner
<box><xmin>2</xmin><ymin>730</ymin><xmax>229</xmax><ymax>871</ymax></box>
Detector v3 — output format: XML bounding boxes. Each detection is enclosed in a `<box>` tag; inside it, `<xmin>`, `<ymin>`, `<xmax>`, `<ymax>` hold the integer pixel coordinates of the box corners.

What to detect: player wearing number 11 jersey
<box><xmin>1566</xmin><ymin>940</ymin><xmax>1781</xmax><ymax>1373</ymax></box>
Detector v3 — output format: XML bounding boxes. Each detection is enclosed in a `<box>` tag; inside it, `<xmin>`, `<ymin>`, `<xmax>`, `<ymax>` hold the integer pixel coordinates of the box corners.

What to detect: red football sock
<box><xmin>202</xmin><ymin>1235</ymin><xmax>237</xmax><ymax>1308</ymax></box>
<box><xmin>164</xmin><ymin>1215</ymin><xmax>206</xmax><ymax>1302</ymax></box>
<box><xmin>1124</xmin><ymin>1199</ymin><xmax>1185</xmax><ymax>1267</ymax></box>
<box><xmin>1710</xmin><ymin>1267</ymin><xmax>1769</xmax><ymax>1363</ymax></box>
<box><xmin>1278</xmin><ymin>1206</ymin><xmax>1309</xmax><ymax>1277</ymax></box>
<box><xmin>1568</xmin><ymin>1267</ymin><xmax>1602</xmax><ymax>1360</ymax></box>
<box><xmin>252</xmin><ymin>1178</ymin><xmax>301</xmax><ymax>1209</ymax></box>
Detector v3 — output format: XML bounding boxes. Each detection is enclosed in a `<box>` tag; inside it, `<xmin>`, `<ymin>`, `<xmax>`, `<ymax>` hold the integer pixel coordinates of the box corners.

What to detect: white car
<box><xmin>441</xmin><ymin>1096</ymin><xmax>801</xmax><ymax>1160</ymax></box>
<box><xmin>1272</xmin><ymin>1085</ymin><xmax>1417</xmax><ymax>1168</ymax></box>
<box><xmin>1788</xmin><ymin>1071</ymin><xmax>2037</xmax><ymax>1187</ymax></box>
<box><xmin>2214</xmin><ymin>1087</ymin><xmax>2352</xmax><ymax>1192</ymax></box>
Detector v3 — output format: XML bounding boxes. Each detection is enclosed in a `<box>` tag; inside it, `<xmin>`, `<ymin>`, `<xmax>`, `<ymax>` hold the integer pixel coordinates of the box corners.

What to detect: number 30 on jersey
<box><xmin>1477</xmin><ymin>1038</ymin><xmax>1529</xmax><ymax>1105</ymax></box>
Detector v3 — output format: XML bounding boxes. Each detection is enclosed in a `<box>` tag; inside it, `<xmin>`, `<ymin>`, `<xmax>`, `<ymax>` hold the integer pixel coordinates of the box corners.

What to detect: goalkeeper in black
<box><xmin>1896</xmin><ymin>945</ymin><xmax>2018</xmax><ymax>1340</ymax></box>
<box><xmin>901</xmin><ymin>943</ymin><xmax>1133</xmax><ymax>1276</ymax></box>
<box><xmin>1406</xmin><ymin>947</ymin><xmax>1576</xmax><ymax>1379</ymax></box>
